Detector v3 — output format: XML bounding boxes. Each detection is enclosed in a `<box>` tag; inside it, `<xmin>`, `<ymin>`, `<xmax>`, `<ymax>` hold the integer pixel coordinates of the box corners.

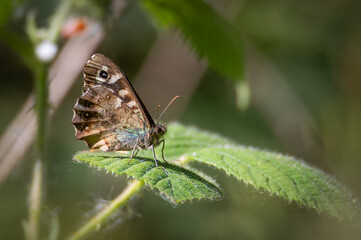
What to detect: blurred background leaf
<box><xmin>142</xmin><ymin>0</ymin><xmax>244</xmax><ymax>80</ymax></box>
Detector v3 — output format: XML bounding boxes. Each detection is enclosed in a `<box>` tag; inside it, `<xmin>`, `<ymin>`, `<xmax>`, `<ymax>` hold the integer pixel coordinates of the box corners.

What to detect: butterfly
<box><xmin>72</xmin><ymin>53</ymin><xmax>178</xmax><ymax>166</ymax></box>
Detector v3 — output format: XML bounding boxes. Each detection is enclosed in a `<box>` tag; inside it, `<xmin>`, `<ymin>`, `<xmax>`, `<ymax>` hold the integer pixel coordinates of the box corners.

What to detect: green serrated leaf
<box><xmin>163</xmin><ymin>123</ymin><xmax>361</xmax><ymax>223</ymax></box>
<box><xmin>73</xmin><ymin>151</ymin><xmax>222</xmax><ymax>204</ymax></box>
<box><xmin>141</xmin><ymin>0</ymin><xmax>244</xmax><ymax>80</ymax></box>
<box><xmin>73</xmin><ymin>123</ymin><xmax>361</xmax><ymax>223</ymax></box>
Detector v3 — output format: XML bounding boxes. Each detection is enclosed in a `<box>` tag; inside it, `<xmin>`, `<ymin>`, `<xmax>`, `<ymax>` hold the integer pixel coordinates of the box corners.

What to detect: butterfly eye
<box><xmin>99</xmin><ymin>70</ymin><xmax>108</xmax><ymax>79</ymax></box>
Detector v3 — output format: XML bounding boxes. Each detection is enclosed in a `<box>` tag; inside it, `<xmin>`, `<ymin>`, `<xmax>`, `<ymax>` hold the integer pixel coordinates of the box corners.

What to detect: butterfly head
<box><xmin>146</xmin><ymin>123</ymin><xmax>166</xmax><ymax>147</ymax></box>
<box><xmin>153</xmin><ymin>124</ymin><xmax>167</xmax><ymax>138</ymax></box>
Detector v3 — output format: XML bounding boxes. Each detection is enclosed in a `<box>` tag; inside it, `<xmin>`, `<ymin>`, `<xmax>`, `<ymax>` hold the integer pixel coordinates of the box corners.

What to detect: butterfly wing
<box><xmin>82</xmin><ymin>53</ymin><xmax>155</xmax><ymax>128</ymax></box>
<box><xmin>72</xmin><ymin>53</ymin><xmax>155</xmax><ymax>151</ymax></box>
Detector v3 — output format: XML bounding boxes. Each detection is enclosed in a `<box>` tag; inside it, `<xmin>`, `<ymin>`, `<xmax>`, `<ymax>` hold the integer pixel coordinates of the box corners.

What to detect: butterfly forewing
<box><xmin>82</xmin><ymin>54</ymin><xmax>155</xmax><ymax>128</ymax></box>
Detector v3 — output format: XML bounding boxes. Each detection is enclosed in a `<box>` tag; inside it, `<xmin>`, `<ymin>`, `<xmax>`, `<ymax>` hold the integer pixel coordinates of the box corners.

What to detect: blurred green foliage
<box><xmin>142</xmin><ymin>0</ymin><xmax>244</xmax><ymax>79</ymax></box>
<box><xmin>0</xmin><ymin>0</ymin><xmax>361</xmax><ymax>240</ymax></box>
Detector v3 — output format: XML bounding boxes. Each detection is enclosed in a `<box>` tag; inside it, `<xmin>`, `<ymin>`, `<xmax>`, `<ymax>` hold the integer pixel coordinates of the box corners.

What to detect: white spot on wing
<box><xmin>126</xmin><ymin>100</ymin><xmax>137</xmax><ymax>108</ymax></box>
<box><xmin>108</xmin><ymin>74</ymin><xmax>119</xmax><ymax>84</ymax></box>
<box><xmin>95</xmin><ymin>139</ymin><xmax>105</xmax><ymax>146</ymax></box>
<box><xmin>93</xmin><ymin>139</ymin><xmax>109</xmax><ymax>150</ymax></box>
<box><xmin>95</xmin><ymin>76</ymin><xmax>106</xmax><ymax>82</ymax></box>
<box><xmin>118</xmin><ymin>89</ymin><xmax>128</xmax><ymax>97</ymax></box>
<box><xmin>100</xmin><ymin>145</ymin><xmax>109</xmax><ymax>151</ymax></box>
<box><xmin>114</xmin><ymin>98</ymin><xmax>122</xmax><ymax>108</ymax></box>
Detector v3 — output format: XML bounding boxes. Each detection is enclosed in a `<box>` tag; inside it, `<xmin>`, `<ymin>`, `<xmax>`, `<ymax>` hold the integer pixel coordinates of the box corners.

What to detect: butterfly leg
<box><xmin>128</xmin><ymin>144</ymin><xmax>139</xmax><ymax>164</ymax></box>
<box><xmin>158</xmin><ymin>139</ymin><xmax>168</xmax><ymax>163</ymax></box>
<box><xmin>151</xmin><ymin>145</ymin><xmax>159</xmax><ymax>167</ymax></box>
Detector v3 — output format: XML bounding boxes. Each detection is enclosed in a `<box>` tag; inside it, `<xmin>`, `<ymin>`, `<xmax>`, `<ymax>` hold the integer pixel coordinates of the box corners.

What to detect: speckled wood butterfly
<box><xmin>72</xmin><ymin>53</ymin><xmax>178</xmax><ymax>166</ymax></box>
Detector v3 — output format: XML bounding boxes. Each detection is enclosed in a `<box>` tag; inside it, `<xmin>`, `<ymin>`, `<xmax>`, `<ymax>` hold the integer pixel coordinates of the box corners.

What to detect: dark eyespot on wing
<box><xmin>99</xmin><ymin>70</ymin><xmax>108</xmax><ymax>79</ymax></box>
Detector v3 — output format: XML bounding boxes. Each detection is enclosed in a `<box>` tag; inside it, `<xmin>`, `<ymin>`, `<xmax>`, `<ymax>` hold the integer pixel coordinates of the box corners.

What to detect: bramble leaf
<box><xmin>74</xmin><ymin>123</ymin><xmax>361</xmax><ymax>223</ymax></box>
<box><xmin>142</xmin><ymin>0</ymin><xmax>244</xmax><ymax>80</ymax></box>
<box><xmin>73</xmin><ymin>151</ymin><xmax>221</xmax><ymax>204</ymax></box>
<box><xmin>164</xmin><ymin>123</ymin><xmax>361</xmax><ymax>223</ymax></box>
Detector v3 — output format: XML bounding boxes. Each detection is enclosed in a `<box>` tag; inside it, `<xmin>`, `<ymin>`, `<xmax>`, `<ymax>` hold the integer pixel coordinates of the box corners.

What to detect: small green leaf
<box><xmin>73</xmin><ymin>151</ymin><xmax>222</xmax><ymax>204</ymax></box>
<box><xmin>164</xmin><ymin>123</ymin><xmax>361</xmax><ymax>223</ymax></box>
<box><xmin>141</xmin><ymin>0</ymin><xmax>244</xmax><ymax>80</ymax></box>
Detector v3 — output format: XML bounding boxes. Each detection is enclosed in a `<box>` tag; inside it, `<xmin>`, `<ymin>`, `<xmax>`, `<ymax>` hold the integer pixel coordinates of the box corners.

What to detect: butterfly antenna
<box><xmin>157</xmin><ymin>95</ymin><xmax>180</xmax><ymax>123</ymax></box>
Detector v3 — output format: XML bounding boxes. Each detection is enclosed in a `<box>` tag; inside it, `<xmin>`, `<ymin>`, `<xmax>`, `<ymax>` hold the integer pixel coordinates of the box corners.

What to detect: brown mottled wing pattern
<box><xmin>72</xmin><ymin>53</ymin><xmax>155</xmax><ymax>151</ymax></box>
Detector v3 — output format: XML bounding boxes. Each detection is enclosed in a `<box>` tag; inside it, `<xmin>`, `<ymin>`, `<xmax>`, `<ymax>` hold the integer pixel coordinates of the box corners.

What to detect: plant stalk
<box><xmin>24</xmin><ymin>62</ymin><xmax>48</xmax><ymax>240</ymax></box>
<box><xmin>34</xmin><ymin>64</ymin><xmax>48</xmax><ymax>157</ymax></box>
<box><xmin>23</xmin><ymin>1</ymin><xmax>75</xmax><ymax>239</ymax></box>
<box><xmin>24</xmin><ymin>159</ymin><xmax>43</xmax><ymax>240</ymax></box>
<box><xmin>67</xmin><ymin>179</ymin><xmax>144</xmax><ymax>240</ymax></box>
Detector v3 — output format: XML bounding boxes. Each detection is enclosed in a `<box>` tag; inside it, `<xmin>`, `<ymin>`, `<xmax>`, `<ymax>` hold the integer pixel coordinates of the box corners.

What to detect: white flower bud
<box><xmin>35</xmin><ymin>40</ymin><xmax>58</xmax><ymax>62</ymax></box>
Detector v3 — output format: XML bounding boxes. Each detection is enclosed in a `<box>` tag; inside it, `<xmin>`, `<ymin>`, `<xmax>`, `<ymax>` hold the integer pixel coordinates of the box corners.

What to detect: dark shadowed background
<box><xmin>0</xmin><ymin>0</ymin><xmax>361</xmax><ymax>239</ymax></box>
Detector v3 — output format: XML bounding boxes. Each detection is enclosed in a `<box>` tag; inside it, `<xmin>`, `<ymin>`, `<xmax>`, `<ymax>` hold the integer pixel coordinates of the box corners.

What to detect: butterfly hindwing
<box><xmin>72</xmin><ymin>54</ymin><xmax>155</xmax><ymax>151</ymax></box>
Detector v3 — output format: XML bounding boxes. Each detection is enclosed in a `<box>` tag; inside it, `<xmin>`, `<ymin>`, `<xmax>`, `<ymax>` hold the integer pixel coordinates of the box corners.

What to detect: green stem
<box><xmin>21</xmin><ymin>1</ymin><xmax>74</xmax><ymax>240</ymax></box>
<box><xmin>67</xmin><ymin>180</ymin><xmax>144</xmax><ymax>240</ymax></box>
<box><xmin>34</xmin><ymin>64</ymin><xmax>48</xmax><ymax>157</ymax></box>
<box><xmin>24</xmin><ymin>159</ymin><xmax>43</xmax><ymax>240</ymax></box>
<box><xmin>23</xmin><ymin>63</ymin><xmax>47</xmax><ymax>240</ymax></box>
